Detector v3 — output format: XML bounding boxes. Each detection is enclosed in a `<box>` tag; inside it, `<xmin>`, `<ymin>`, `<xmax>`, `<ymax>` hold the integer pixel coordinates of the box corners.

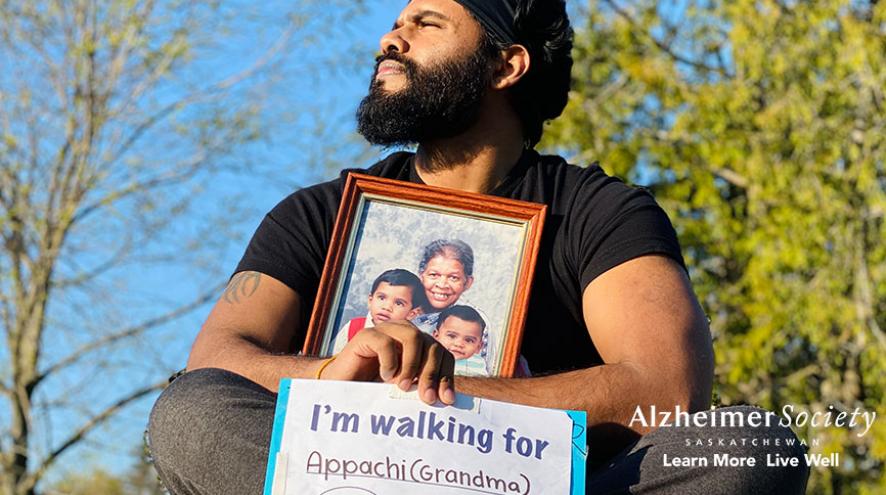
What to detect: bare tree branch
<box><xmin>212</xmin><ymin>16</ymin><xmax>297</xmax><ymax>91</ymax></box>
<box><xmin>0</xmin><ymin>297</ymin><xmax>11</xmax><ymax>342</ymax></box>
<box><xmin>854</xmin><ymin>226</ymin><xmax>886</xmax><ymax>349</ymax></box>
<box><xmin>70</xmin><ymin>150</ymin><xmax>209</xmax><ymax>226</ymax></box>
<box><xmin>711</xmin><ymin>167</ymin><xmax>750</xmax><ymax>189</ymax></box>
<box><xmin>98</xmin><ymin>98</ymin><xmax>190</xmax><ymax>173</ymax></box>
<box><xmin>98</xmin><ymin>14</ymin><xmax>296</xmax><ymax>174</ymax></box>
<box><xmin>21</xmin><ymin>380</ymin><xmax>167</xmax><ymax>492</ymax></box>
<box><xmin>602</xmin><ymin>0</ymin><xmax>733</xmax><ymax>78</ymax></box>
<box><xmin>34</xmin><ymin>283</ymin><xmax>222</xmax><ymax>387</ymax></box>
<box><xmin>50</xmin><ymin>235</ymin><xmax>135</xmax><ymax>290</ymax></box>
<box><xmin>101</xmin><ymin>0</ymin><xmax>158</xmax><ymax>108</ymax></box>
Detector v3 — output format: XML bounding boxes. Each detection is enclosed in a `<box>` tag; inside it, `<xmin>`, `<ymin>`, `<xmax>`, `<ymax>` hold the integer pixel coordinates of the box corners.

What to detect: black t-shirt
<box><xmin>236</xmin><ymin>150</ymin><xmax>685</xmax><ymax>374</ymax></box>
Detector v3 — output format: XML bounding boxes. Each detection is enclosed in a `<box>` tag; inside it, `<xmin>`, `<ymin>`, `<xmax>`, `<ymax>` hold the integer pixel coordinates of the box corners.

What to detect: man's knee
<box><xmin>148</xmin><ymin>369</ymin><xmax>230</xmax><ymax>493</ymax></box>
<box><xmin>147</xmin><ymin>368</ymin><xmax>277</xmax><ymax>494</ymax></box>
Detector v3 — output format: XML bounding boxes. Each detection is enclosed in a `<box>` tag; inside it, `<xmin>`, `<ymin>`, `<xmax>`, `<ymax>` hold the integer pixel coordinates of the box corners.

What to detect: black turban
<box><xmin>452</xmin><ymin>0</ymin><xmax>519</xmax><ymax>45</ymax></box>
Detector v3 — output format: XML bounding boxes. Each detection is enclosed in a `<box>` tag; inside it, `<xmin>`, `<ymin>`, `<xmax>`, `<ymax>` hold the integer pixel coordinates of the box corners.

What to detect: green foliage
<box><xmin>47</xmin><ymin>470</ymin><xmax>126</xmax><ymax>495</ymax></box>
<box><xmin>545</xmin><ymin>1</ymin><xmax>885</xmax><ymax>492</ymax></box>
<box><xmin>45</xmin><ymin>446</ymin><xmax>166</xmax><ymax>495</ymax></box>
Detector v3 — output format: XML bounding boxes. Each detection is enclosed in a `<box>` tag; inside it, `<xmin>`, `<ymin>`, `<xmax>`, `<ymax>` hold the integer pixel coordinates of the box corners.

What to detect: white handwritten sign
<box><xmin>264</xmin><ymin>379</ymin><xmax>587</xmax><ymax>495</ymax></box>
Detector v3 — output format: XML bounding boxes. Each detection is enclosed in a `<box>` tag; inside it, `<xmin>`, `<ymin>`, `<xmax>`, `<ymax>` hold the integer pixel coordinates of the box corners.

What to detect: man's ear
<box><xmin>491</xmin><ymin>44</ymin><xmax>530</xmax><ymax>90</ymax></box>
<box><xmin>464</xmin><ymin>276</ymin><xmax>474</xmax><ymax>291</ymax></box>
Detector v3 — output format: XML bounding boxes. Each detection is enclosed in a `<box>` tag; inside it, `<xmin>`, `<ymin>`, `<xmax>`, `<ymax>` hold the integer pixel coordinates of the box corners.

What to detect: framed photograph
<box><xmin>302</xmin><ymin>173</ymin><xmax>546</xmax><ymax>378</ymax></box>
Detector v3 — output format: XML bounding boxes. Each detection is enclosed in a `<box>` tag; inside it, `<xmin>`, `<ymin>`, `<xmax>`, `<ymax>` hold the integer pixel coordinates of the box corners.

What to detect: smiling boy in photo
<box><xmin>332</xmin><ymin>269</ymin><xmax>428</xmax><ymax>353</ymax></box>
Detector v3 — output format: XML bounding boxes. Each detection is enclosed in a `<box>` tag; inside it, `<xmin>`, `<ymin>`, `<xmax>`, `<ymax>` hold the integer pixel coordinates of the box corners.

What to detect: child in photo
<box><xmin>331</xmin><ymin>268</ymin><xmax>427</xmax><ymax>353</ymax></box>
<box><xmin>433</xmin><ymin>305</ymin><xmax>490</xmax><ymax>377</ymax></box>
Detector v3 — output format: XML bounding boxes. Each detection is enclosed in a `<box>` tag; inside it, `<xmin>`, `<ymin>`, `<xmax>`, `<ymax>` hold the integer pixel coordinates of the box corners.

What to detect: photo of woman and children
<box><xmin>321</xmin><ymin>200</ymin><xmax>527</xmax><ymax>377</ymax></box>
<box><xmin>330</xmin><ymin>240</ymin><xmax>492</xmax><ymax>376</ymax></box>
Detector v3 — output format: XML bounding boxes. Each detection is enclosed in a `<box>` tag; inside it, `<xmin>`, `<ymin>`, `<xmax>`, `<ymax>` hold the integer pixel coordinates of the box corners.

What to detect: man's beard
<box><xmin>356</xmin><ymin>49</ymin><xmax>493</xmax><ymax>147</ymax></box>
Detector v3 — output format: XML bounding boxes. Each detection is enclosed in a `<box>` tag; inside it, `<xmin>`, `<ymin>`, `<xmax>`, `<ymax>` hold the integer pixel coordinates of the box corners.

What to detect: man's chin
<box><xmin>375</xmin><ymin>76</ymin><xmax>407</xmax><ymax>92</ymax></box>
<box><xmin>369</xmin><ymin>77</ymin><xmax>408</xmax><ymax>97</ymax></box>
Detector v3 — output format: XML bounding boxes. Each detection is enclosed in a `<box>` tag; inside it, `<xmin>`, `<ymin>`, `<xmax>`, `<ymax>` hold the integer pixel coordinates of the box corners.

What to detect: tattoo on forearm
<box><xmin>223</xmin><ymin>271</ymin><xmax>262</xmax><ymax>304</ymax></box>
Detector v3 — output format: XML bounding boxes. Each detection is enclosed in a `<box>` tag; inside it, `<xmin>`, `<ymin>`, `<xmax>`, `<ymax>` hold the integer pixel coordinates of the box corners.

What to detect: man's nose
<box><xmin>379</xmin><ymin>28</ymin><xmax>408</xmax><ymax>55</ymax></box>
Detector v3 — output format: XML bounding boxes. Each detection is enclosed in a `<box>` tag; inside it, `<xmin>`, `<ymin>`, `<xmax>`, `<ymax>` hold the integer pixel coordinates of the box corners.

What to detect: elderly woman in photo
<box><xmin>411</xmin><ymin>239</ymin><xmax>475</xmax><ymax>334</ymax></box>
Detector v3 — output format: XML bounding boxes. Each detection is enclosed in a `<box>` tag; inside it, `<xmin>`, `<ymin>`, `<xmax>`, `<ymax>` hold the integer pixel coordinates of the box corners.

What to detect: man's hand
<box><xmin>321</xmin><ymin>320</ymin><xmax>456</xmax><ymax>405</ymax></box>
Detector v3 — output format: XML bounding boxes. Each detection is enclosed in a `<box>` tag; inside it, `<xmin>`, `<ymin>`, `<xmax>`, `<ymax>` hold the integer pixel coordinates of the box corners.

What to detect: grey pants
<box><xmin>148</xmin><ymin>368</ymin><xmax>809</xmax><ymax>494</ymax></box>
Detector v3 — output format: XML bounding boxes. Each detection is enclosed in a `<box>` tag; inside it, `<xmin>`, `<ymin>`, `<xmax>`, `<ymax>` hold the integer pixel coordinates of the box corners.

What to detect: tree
<box><xmin>45</xmin><ymin>469</ymin><xmax>126</xmax><ymax>495</ymax></box>
<box><xmin>44</xmin><ymin>444</ymin><xmax>166</xmax><ymax>495</ymax></box>
<box><xmin>0</xmin><ymin>0</ymin><xmax>369</xmax><ymax>493</ymax></box>
<box><xmin>545</xmin><ymin>1</ymin><xmax>884</xmax><ymax>493</ymax></box>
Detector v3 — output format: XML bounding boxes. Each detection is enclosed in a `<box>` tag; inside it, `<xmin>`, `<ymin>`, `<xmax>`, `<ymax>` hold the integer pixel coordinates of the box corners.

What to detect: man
<box><xmin>148</xmin><ymin>1</ymin><xmax>810</xmax><ymax>493</ymax></box>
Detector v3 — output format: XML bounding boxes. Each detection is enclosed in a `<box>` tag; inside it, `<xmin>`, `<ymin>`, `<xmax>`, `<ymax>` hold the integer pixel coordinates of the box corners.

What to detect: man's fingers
<box><xmin>347</xmin><ymin>322</ymin><xmax>455</xmax><ymax>402</ymax></box>
<box><xmin>418</xmin><ymin>342</ymin><xmax>446</xmax><ymax>404</ymax></box>
<box><xmin>437</xmin><ymin>350</ymin><xmax>456</xmax><ymax>405</ymax></box>
<box><xmin>374</xmin><ymin>321</ymin><xmax>427</xmax><ymax>386</ymax></box>
<box><xmin>351</xmin><ymin>330</ymin><xmax>401</xmax><ymax>382</ymax></box>
<box><xmin>396</xmin><ymin>331</ymin><xmax>424</xmax><ymax>390</ymax></box>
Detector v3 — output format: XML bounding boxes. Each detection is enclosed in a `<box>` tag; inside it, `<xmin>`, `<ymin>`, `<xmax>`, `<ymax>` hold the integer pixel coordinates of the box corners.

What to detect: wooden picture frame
<box><xmin>302</xmin><ymin>173</ymin><xmax>546</xmax><ymax>378</ymax></box>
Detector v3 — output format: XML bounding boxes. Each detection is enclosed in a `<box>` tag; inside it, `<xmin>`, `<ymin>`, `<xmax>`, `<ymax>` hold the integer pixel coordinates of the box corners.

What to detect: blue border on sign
<box><xmin>262</xmin><ymin>378</ymin><xmax>292</xmax><ymax>495</ymax></box>
<box><xmin>566</xmin><ymin>409</ymin><xmax>588</xmax><ymax>495</ymax></box>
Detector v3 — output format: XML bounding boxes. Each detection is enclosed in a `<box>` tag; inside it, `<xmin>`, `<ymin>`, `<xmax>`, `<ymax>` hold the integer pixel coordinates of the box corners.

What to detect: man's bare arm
<box><xmin>457</xmin><ymin>255</ymin><xmax>714</xmax><ymax>457</ymax></box>
<box><xmin>187</xmin><ymin>271</ymin><xmax>326</xmax><ymax>391</ymax></box>
<box><xmin>188</xmin><ymin>271</ymin><xmax>456</xmax><ymax>403</ymax></box>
